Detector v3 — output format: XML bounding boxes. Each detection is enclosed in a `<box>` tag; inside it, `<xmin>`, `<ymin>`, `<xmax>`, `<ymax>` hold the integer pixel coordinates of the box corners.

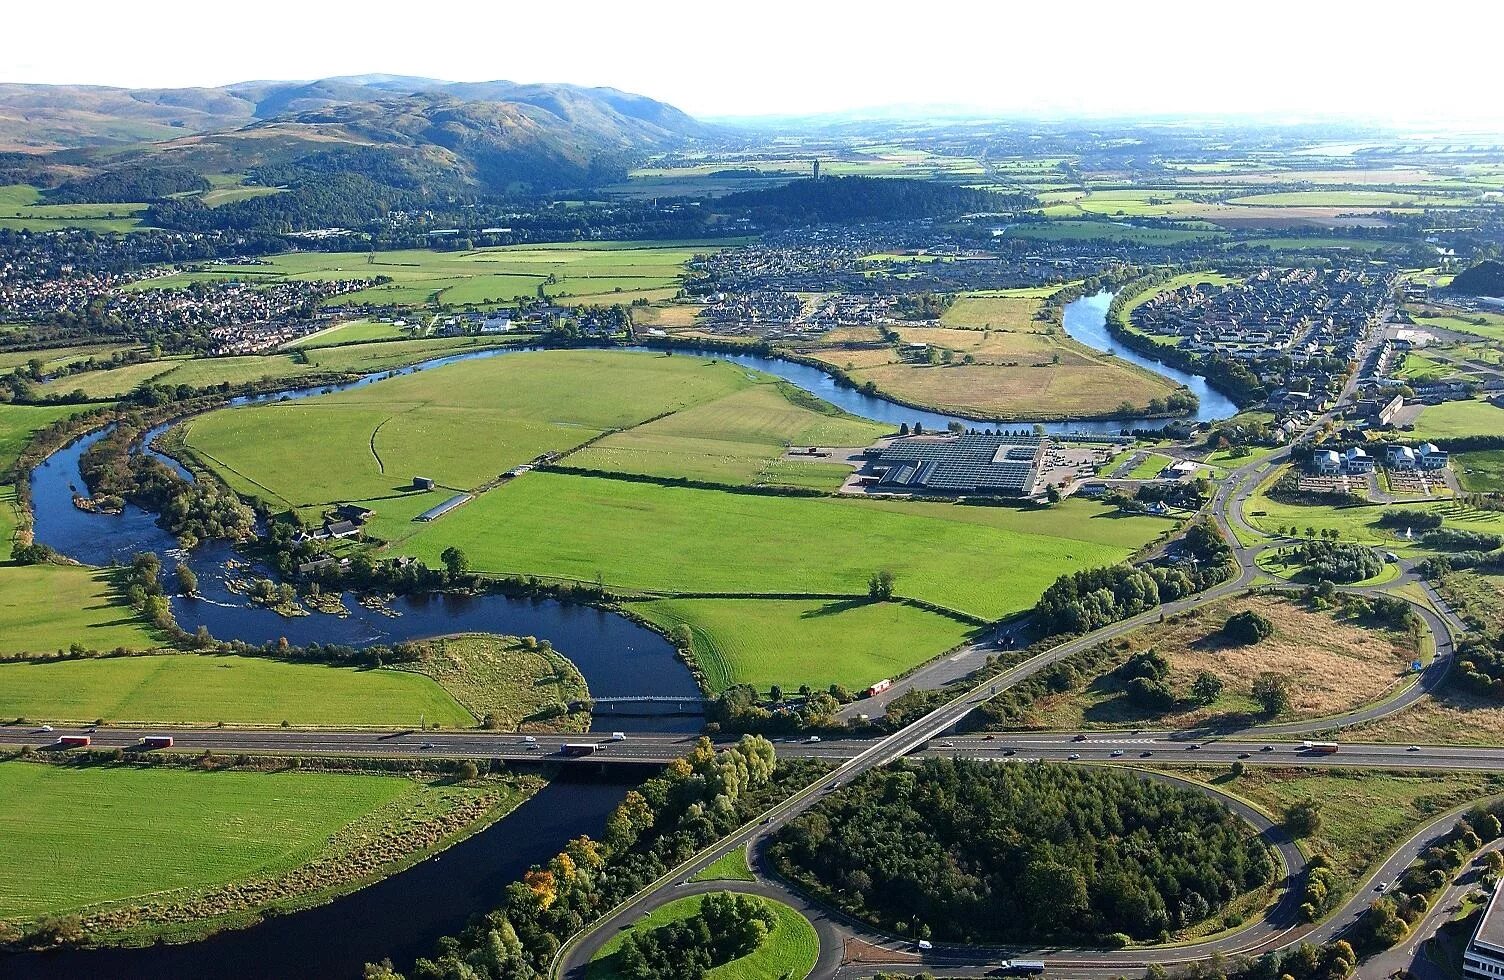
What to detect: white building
<box><xmin>1386</xmin><ymin>445</ymin><xmax>1418</xmax><ymax>471</ymax></box>
<box><xmin>1418</xmin><ymin>442</ymin><xmax>1450</xmax><ymax>470</ymax></box>
<box><xmin>1465</xmin><ymin>883</ymin><xmax>1504</xmax><ymax>980</ymax></box>
<box><xmin>1312</xmin><ymin>450</ymin><xmax>1342</xmax><ymax>475</ymax></box>
<box><xmin>1343</xmin><ymin>447</ymin><xmax>1375</xmax><ymax>474</ymax></box>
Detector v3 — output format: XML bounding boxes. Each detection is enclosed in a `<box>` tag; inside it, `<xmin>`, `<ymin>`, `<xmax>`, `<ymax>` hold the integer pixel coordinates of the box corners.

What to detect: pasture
<box><xmin>0</xmin><ymin>564</ymin><xmax>161</xmax><ymax>655</ymax></box>
<box><xmin>1409</xmin><ymin>399</ymin><xmax>1504</xmax><ymax>440</ymax></box>
<box><xmin>0</xmin><ymin>183</ymin><xmax>147</xmax><ymax>232</ymax></box>
<box><xmin>133</xmin><ymin>240</ymin><xmax>728</xmax><ymax>310</ymax></box>
<box><xmin>0</xmin><ymin>403</ymin><xmax>91</xmax><ymax>471</ymax></box>
<box><xmin>0</xmin><ymin>762</ymin><xmax>417</xmax><ymax>921</ymax></box>
<box><xmin>630</xmin><ymin>597</ymin><xmax>976</xmax><ymax>692</ymax></box>
<box><xmin>0</xmin><ymin>654</ymin><xmax>472</xmax><ymax>726</ymax></box>
<box><xmin>588</xmin><ymin>892</ymin><xmax>817</xmax><ymax>980</ymax></box>
<box><xmin>396</xmin><ymin>472</ymin><xmax>1172</xmax><ymax>621</ymax></box>
<box><xmin>1455</xmin><ymin>449</ymin><xmax>1504</xmax><ymax>493</ymax></box>
<box><xmin>184</xmin><ymin>350</ymin><xmax>766</xmax><ymax>510</ymax></box>
<box><xmin>283</xmin><ymin>318</ymin><xmax>412</xmax><ymax>348</ymax></box>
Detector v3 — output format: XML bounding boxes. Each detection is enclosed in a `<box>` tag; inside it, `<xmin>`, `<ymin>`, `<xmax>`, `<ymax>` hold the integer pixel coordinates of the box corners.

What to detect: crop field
<box><xmin>571</xmin><ymin>382</ymin><xmax>886</xmax><ymax>488</ymax></box>
<box><xmin>396</xmin><ymin>472</ymin><xmax>1172</xmax><ymax>620</ymax></box>
<box><xmin>136</xmin><ymin>241</ymin><xmax>727</xmax><ymax>310</ymax></box>
<box><xmin>839</xmin><ymin>352</ymin><xmax>1178</xmax><ymax>420</ymax></box>
<box><xmin>589</xmin><ymin>892</ymin><xmax>817</xmax><ymax>980</ymax></box>
<box><xmin>939</xmin><ymin>288</ymin><xmax>1056</xmax><ymax>330</ymax></box>
<box><xmin>1225</xmin><ymin>190</ymin><xmax>1457</xmax><ymax>208</ymax></box>
<box><xmin>184</xmin><ymin>351</ymin><xmax>764</xmax><ymax>511</ymax></box>
<box><xmin>0</xmin><ymin>564</ymin><xmax>161</xmax><ymax>655</ymax></box>
<box><xmin>630</xmin><ymin>597</ymin><xmax>976</xmax><ymax>692</ymax></box>
<box><xmin>1410</xmin><ymin>399</ymin><xmax>1504</xmax><ymax>440</ymax></box>
<box><xmin>0</xmin><ymin>654</ymin><xmax>472</xmax><ymax>726</ymax></box>
<box><xmin>1015</xmin><ymin>594</ymin><xmax>1419</xmax><ymax>730</ymax></box>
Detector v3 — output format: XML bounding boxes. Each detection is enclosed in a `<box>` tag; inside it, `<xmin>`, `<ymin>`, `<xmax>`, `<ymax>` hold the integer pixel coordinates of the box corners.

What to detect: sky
<box><xmin>9</xmin><ymin>0</ymin><xmax>1504</xmax><ymax>128</ymax></box>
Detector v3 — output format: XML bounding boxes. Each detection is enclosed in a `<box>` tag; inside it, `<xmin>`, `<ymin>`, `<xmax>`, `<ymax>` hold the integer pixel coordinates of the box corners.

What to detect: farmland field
<box><xmin>630</xmin><ymin>597</ymin><xmax>976</xmax><ymax>692</ymax></box>
<box><xmin>0</xmin><ymin>761</ymin><xmax>530</xmax><ymax>943</ymax></box>
<box><xmin>395</xmin><ymin>472</ymin><xmax>1172</xmax><ymax>620</ymax></box>
<box><xmin>0</xmin><ymin>183</ymin><xmax>147</xmax><ymax>231</ymax></box>
<box><xmin>184</xmin><ymin>350</ymin><xmax>767</xmax><ymax>511</ymax></box>
<box><xmin>283</xmin><ymin>318</ymin><xmax>412</xmax><ymax>348</ymax></box>
<box><xmin>0</xmin><ymin>653</ymin><xmax>473</xmax><ymax>726</ymax></box>
<box><xmin>0</xmin><ymin>403</ymin><xmax>91</xmax><ymax>471</ymax></box>
<box><xmin>1454</xmin><ymin>450</ymin><xmax>1504</xmax><ymax>493</ymax></box>
<box><xmin>130</xmin><ymin>241</ymin><xmax>728</xmax><ymax>310</ymax></box>
<box><xmin>0</xmin><ymin>561</ymin><xmax>161</xmax><ymax>656</ymax></box>
<box><xmin>588</xmin><ymin>892</ymin><xmax>818</xmax><ymax>980</ymax></box>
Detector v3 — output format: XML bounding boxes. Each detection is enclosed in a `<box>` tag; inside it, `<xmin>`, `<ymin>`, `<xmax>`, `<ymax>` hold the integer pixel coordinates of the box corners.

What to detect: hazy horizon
<box><xmin>11</xmin><ymin>0</ymin><xmax>1504</xmax><ymax>130</ymax></box>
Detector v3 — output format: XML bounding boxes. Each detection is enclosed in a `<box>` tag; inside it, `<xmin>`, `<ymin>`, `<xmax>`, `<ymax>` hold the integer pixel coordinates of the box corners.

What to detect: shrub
<box><xmin>1224</xmin><ymin>610</ymin><xmax>1275</xmax><ymax>645</ymax></box>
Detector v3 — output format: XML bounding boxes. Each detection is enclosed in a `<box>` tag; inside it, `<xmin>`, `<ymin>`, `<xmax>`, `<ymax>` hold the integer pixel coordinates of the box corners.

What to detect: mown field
<box><xmin>283</xmin><ymin>317</ymin><xmax>412</xmax><ymax>348</ymax></box>
<box><xmin>130</xmin><ymin>240</ymin><xmax>726</xmax><ymax>310</ymax></box>
<box><xmin>588</xmin><ymin>892</ymin><xmax>818</xmax><ymax>980</ymax></box>
<box><xmin>0</xmin><ymin>654</ymin><xmax>472</xmax><ymax>726</ymax></box>
<box><xmin>0</xmin><ymin>183</ymin><xmax>147</xmax><ymax>232</ymax></box>
<box><xmin>397</xmin><ymin>472</ymin><xmax>1171</xmax><ymax>620</ymax></box>
<box><xmin>0</xmin><ymin>565</ymin><xmax>163</xmax><ymax>656</ymax></box>
<box><xmin>630</xmin><ymin>597</ymin><xmax>976</xmax><ymax>692</ymax></box>
<box><xmin>1455</xmin><ymin>450</ymin><xmax>1504</xmax><ymax>493</ymax></box>
<box><xmin>184</xmin><ymin>350</ymin><xmax>784</xmax><ymax>513</ymax></box>
<box><xmin>0</xmin><ymin>762</ymin><xmax>414</xmax><ymax>921</ymax></box>
<box><xmin>38</xmin><ymin>335</ymin><xmax>517</xmax><ymax>399</ymax></box>
<box><xmin>1409</xmin><ymin>399</ymin><xmax>1504</xmax><ymax>440</ymax></box>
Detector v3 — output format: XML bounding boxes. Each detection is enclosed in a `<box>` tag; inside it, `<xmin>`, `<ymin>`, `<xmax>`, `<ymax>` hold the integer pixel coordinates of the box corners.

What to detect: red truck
<box><xmin>866</xmin><ymin>678</ymin><xmax>893</xmax><ymax>698</ymax></box>
<box><xmin>139</xmin><ymin>736</ymin><xmax>174</xmax><ymax>749</ymax></box>
<box><xmin>57</xmin><ymin>735</ymin><xmax>91</xmax><ymax>748</ymax></box>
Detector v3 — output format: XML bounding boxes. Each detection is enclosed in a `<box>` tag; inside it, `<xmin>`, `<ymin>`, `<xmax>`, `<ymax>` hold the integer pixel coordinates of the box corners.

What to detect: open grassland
<box><xmin>283</xmin><ymin>318</ymin><xmax>412</xmax><ymax>349</ymax></box>
<box><xmin>0</xmin><ymin>763</ymin><xmax>407</xmax><ymax>921</ymax></box>
<box><xmin>136</xmin><ymin>241</ymin><xmax>724</xmax><ymax>310</ymax></box>
<box><xmin>0</xmin><ymin>762</ymin><xmax>530</xmax><ymax>943</ymax></box>
<box><xmin>0</xmin><ymin>343</ymin><xmax>139</xmax><ymax>375</ymax></box>
<box><xmin>690</xmin><ymin>849</ymin><xmax>755</xmax><ymax>883</ymax></box>
<box><xmin>0</xmin><ymin>654</ymin><xmax>472</xmax><ymax>727</ymax></box>
<box><xmin>0</xmin><ymin>565</ymin><xmax>161</xmax><ymax>655</ymax></box>
<box><xmin>0</xmin><ymin>183</ymin><xmax>147</xmax><ymax>232</ymax></box>
<box><xmin>0</xmin><ymin>403</ymin><xmax>90</xmax><ymax>471</ymax></box>
<box><xmin>630</xmin><ymin>597</ymin><xmax>975</xmax><ymax>692</ymax></box>
<box><xmin>1410</xmin><ymin>399</ymin><xmax>1504</xmax><ymax>440</ymax></box>
<box><xmin>589</xmin><ymin>892</ymin><xmax>818</xmax><ymax>980</ymax></box>
<box><xmin>1409</xmin><ymin>309</ymin><xmax>1504</xmax><ymax>343</ymax></box>
<box><xmin>39</xmin><ymin>335</ymin><xmax>517</xmax><ymax>398</ymax></box>
<box><xmin>1004</xmin><ymin>220</ymin><xmax>1223</xmax><ymax>244</ymax></box>
<box><xmin>571</xmin><ymin>381</ymin><xmax>886</xmax><ymax>488</ymax></box>
<box><xmin>185</xmin><ymin>350</ymin><xmax>762</xmax><ymax>511</ymax></box>
<box><xmin>1225</xmin><ymin>190</ymin><xmax>1460</xmax><ymax>208</ymax></box>
<box><xmin>396</xmin><ymin>473</ymin><xmax>1172</xmax><ymax>621</ymax></box>
<box><xmin>940</xmin><ymin>289</ymin><xmax>1054</xmax><ymax>331</ymax></box>
<box><xmin>1174</xmin><ymin>767</ymin><xmax>1503</xmax><ymax>896</ymax></box>
<box><xmin>1013</xmin><ymin>594</ymin><xmax>1419</xmax><ymax>730</ymax></box>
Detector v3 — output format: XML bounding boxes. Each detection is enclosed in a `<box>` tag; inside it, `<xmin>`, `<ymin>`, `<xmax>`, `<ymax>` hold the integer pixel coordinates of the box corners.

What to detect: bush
<box><xmin>1224</xmin><ymin>610</ymin><xmax>1275</xmax><ymax>645</ymax></box>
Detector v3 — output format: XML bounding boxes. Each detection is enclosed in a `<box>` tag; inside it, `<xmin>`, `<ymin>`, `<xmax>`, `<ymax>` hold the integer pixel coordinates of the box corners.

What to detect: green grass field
<box><xmin>1410</xmin><ymin>310</ymin><xmax>1504</xmax><ymax>343</ymax></box>
<box><xmin>130</xmin><ymin>241</ymin><xmax>726</xmax><ymax>310</ymax></box>
<box><xmin>1454</xmin><ymin>450</ymin><xmax>1504</xmax><ymax>493</ymax></box>
<box><xmin>630</xmin><ymin>597</ymin><xmax>975</xmax><ymax>692</ymax></box>
<box><xmin>690</xmin><ymin>849</ymin><xmax>755</xmax><ymax>882</ymax></box>
<box><xmin>0</xmin><ymin>184</ymin><xmax>147</xmax><ymax>231</ymax></box>
<box><xmin>0</xmin><ymin>403</ymin><xmax>90</xmax><ymax>472</ymax></box>
<box><xmin>588</xmin><ymin>892</ymin><xmax>818</xmax><ymax>980</ymax></box>
<box><xmin>0</xmin><ymin>564</ymin><xmax>161</xmax><ymax>655</ymax></box>
<box><xmin>284</xmin><ymin>318</ymin><xmax>412</xmax><ymax>348</ymax></box>
<box><xmin>185</xmin><ymin>350</ymin><xmax>763</xmax><ymax>513</ymax></box>
<box><xmin>397</xmin><ymin>472</ymin><xmax>1171</xmax><ymax>621</ymax></box>
<box><xmin>38</xmin><ymin>336</ymin><xmax>517</xmax><ymax>399</ymax></box>
<box><xmin>1003</xmin><ymin>220</ymin><xmax>1221</xmax><ymax>244</ymax></box>
<box><xmin>0</xmin><ymin>654</ymin><xmax>472</xmax><ymax>726</ymax></box>
<box><xmin>0</xmin><ymin>762</ymin><xmax>407</xmax><ymax>920</ymax></box>
<box><xmin>1410</xmin><ymin>399</ymin><xmax>1504</xmax><ymax>440</ymax></box>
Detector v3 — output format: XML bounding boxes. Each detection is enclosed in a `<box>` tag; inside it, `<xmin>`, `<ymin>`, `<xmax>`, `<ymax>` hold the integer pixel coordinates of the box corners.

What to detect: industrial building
<box><xmin>861</xmin><ymin>433</ymin><xmax>1042</xmax><ymax>496</ymax></box>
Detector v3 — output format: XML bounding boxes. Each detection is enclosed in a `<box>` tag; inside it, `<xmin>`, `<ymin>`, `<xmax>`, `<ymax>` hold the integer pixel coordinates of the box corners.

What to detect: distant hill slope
<box><xmin>1450</xmin><ymin>260</ymin><xmax>1504</xmax><ymax>298</ymax></box>
<box><xmin>0</xmin><ymin>76</ymin><xmax>710</xmax><ymax>195</ymax></box>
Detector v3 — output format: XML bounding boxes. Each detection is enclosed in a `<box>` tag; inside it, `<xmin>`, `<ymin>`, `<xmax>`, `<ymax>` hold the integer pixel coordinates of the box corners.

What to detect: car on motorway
<box><xmin>916</xmin><ymin>939</ymin><xmax>934</xmax><ymax>951</ymax></box>
<box><xmin>805</xmin><ymin>735</ymin><xmax>821</xmax><ymax>743</ymax></box>
<box><xmin>39</xmin><ymin>725</ymin><xmax>53</xmax><ymax>733</ymax></box>
<box><xmin>1067</xmin><ymin>753</ymin><xmax>1080</xmax><ymax>761</ymax></box>
<box><xmin>939</xmin><ymin>740</ymin><xmax>955</xmax><ymax>748</ymax></box>
<box><xmin>421</xmin><ymin>742</ymin><xmax>435</xmax><ymax>750</ymax></box>
<box><xmin>1187</xmin><ymin>743</ymin><xmax>1201</xmax><ymax>750</ymax></box>
<box><xmin>983</xmin><ymin>734</ymin><xmax>995</xmax><ymax>741</ymax></box>
<box><xmin>608</xmin><ymin>732</ymin><xmax>627</xmax><ymax>742</ymax></box>
<box><xmin>1261</xmin><ymin>745</ymin><xmax>1274</xmax><ymax>752</ymax></box>
<box><xmin>1072</xmin><ymin>734</ymin><xmax>1087</xmax><ymax>741</ymax></box>
<box><xmin>1003</xmin><ymin>748</ymin><xmax>1016</xmax><ymax>756</ymax></box>
<box><xmin>1407</xmin><ymin>745</ymin><xmax>1420</xmax><ymax>752</ymax></box>
<box><xmin>1375</xmin><ymin>882</ymin><xmax>1388</xmax><ymax>893</ymax></box>
<box><xmin>1141</xmin><ymin>750</ymin><xmax>1153</xmax><ymax>757</ymax></box>
<box><xmin>1238</xmin><ymin>752</ymin><xmax>1251</xmax><ymax>759</ymax></box>
<box><xmin>1110</xmin><ymin>749</ymin><xmax>1125</xmax><ymax>757</ymax></box>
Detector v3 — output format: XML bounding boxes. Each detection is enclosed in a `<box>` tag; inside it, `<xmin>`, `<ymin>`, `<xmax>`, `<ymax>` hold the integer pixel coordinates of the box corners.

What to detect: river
<box><xmin>10</xmin><ymin>291</ymin><xmax>1237</xmax><ymax>978</ymax></box>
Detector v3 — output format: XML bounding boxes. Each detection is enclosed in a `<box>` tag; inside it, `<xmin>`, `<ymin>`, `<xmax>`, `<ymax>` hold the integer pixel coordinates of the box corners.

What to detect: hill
<box><xmin>1450</xmin><ymin>260</ymin><xmax>1504</xmax><ymax>298</ymax></box>
<box><xmin>718</xmin><ymin>175</ymin><xmax>1036</xmax><ymax>223</ymax></box>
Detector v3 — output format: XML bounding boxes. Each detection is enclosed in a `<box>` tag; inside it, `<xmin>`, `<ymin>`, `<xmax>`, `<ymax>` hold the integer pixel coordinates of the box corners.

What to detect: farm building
<box><xmin>417</xmin><ymin>493</ymin><xmax>474</xmax><ymax>522</ymax></box>
<box><xmin>862</xmin><ymin>433</ymin><xmax>1042</xmax><ymax>496</ymax></box>
<box><xmin>413</xmin><ymin>476</ymin><xmax>437</xmax><ymax>491</ymax></box>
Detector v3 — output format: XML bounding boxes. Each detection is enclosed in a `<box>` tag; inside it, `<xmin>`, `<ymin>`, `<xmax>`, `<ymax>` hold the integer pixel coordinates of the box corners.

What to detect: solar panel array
<box><xmin>873</xmin><ymin>433</ymin><xmax>1040</xmax><ymax>494</ymax></box>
